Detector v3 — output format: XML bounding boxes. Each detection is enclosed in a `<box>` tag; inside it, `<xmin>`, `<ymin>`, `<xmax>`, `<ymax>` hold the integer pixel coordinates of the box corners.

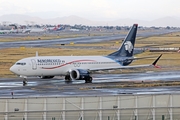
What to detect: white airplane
<box><xmin>22</xmin><ymin>28</ymin><xmax>31</xmax><ymax>33</ymax></box>
<box><xmin>10</xmin><ymin>24</ymin><xmax>162</xmax><ymax>85</ymax></box>
<box><xmin>22</xmin><ymin>27</ymin><xmax>47</xmax><ymax>33</ymax></box>
<box><xmin>69</xmin><ymin>28</ymin><xmax>80</xmax><ymax>32</ymax></box>
<box><xmin>0</xmin><ymin>27</ymin><xmax>16</xmax><ymax>34</ymax></box>
<box><xmin>0</xmin><ymin>29</ymin><xmax>10</xmax><ymax>34</ymax></box>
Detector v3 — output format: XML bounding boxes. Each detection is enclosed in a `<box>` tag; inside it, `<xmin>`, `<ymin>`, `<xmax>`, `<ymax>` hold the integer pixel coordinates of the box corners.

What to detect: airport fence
<box><xmin>0</xmin><ymin>94</ymin><xmax>179</xmax><ymax>120</ymax></box>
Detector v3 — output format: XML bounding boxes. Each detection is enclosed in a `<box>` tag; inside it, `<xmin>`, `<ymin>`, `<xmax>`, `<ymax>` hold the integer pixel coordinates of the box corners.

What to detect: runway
<box><xmin>1</xmin><ymin>71</ymin><xmax>180</xmax><ymax>98</ymax></box>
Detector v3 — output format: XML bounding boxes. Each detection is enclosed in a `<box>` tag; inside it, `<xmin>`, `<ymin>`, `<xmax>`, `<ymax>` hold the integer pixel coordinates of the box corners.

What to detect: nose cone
<box><xmin>10</xmin><ymin>65</ymin><xmax>17</xmax><ymax>74</ymax></box>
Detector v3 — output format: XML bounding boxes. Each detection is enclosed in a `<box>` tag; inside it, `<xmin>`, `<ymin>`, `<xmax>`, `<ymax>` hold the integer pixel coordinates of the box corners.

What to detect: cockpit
<box><xmin>10</xmin><ymin>60</ymin><xmax>29</xmax><ymax>75</ymax></box>
<box><xmin>15</xmin><ymin>62</ymin><xmax>26</xmax><ymax>66</ymax></box>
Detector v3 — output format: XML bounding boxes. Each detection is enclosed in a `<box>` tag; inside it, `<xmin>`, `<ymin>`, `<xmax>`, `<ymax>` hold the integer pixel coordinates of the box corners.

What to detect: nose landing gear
<box><xmin>23</xmin><ymin>78</ymin><xmax>27</xmax><ymax>86</ymax></box>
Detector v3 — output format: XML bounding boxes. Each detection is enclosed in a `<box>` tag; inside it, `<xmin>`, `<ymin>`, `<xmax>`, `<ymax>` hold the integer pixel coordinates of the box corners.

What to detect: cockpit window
<box><xmin>16</xmin><ymin>63</ymin><xmax>26</xmax><ymax>65</ymax></box>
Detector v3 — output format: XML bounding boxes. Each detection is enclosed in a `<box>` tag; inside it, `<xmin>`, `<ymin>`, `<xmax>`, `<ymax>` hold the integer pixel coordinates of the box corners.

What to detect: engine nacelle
<box><xmin>70</xmin><ymin>69</ymin><xmax>90</xmax><ymax>80</ymax></box>
<box><xmin>39</xmin><ymin>76</ymin><xmax>54</xmax><ymax>79</ymax></box>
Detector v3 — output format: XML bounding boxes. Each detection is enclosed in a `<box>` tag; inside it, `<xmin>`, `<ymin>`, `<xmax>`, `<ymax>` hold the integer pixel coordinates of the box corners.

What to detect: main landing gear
<box><xmin>65</xmin><ymin>75</ymin><xmax>72</xmax><ymax>83</ymax></box>
<box><xmin>64</xmin><ymin>75</ymin><xmax>93</xmax><ymax>83</ymax></box>
<box><xmin>65</xmin><ymin>75</ymin><xmax>71</xmax><ymax>81</ymax></box>
<box><xmin>85</xmin><ymin>77</ymin><xmax>92</xmax><ymax>83</ymax></box>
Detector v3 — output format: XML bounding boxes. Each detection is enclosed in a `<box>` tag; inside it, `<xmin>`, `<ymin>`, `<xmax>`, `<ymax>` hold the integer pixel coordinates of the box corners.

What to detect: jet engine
<box><xmin>70</xmin><ymin>69</ymin><xmax>91</xmax><ymax>80</ymax></box>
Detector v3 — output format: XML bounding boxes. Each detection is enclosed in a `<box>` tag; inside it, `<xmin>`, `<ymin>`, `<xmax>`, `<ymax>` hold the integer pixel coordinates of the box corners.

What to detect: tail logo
<box><xmin>124</xmin><ymin>41</ymin><xmax>133</xmax><ymax>53</ymax></box>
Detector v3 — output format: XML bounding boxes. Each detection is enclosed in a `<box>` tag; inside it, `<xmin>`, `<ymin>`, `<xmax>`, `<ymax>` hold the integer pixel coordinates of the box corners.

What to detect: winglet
<box><xmin>152</xmin><ymin>54</ymin><xmax>162</xmax><ymax>68</ymax></box>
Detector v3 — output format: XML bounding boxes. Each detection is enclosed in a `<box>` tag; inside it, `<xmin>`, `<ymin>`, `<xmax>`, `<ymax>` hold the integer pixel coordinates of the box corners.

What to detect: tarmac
<box><xmin>0</xmin><ymin>71</ymin><xmax>180</xmax><ymax>98</ymax></box>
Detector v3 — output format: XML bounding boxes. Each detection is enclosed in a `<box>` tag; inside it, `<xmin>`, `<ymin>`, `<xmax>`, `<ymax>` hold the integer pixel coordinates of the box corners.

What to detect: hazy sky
<box><xmin>0</xmin><ymin>0</ymin><xmax>179</xmax><ymax>21</ymax></box>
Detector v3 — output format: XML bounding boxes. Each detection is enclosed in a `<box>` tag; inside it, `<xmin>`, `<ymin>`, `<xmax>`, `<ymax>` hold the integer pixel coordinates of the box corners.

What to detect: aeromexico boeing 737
<box><xmin>10</xmin><ymin>24</ymin><xmax>162</xmax><ymax>85</ymax></box>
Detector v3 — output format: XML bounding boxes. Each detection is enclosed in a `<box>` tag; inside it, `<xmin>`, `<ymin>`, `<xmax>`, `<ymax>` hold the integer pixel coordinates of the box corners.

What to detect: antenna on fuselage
<box><xmin>36</xmin><ymin>51</ymin><xmax>38</xmax><ymax>57</ymax></box>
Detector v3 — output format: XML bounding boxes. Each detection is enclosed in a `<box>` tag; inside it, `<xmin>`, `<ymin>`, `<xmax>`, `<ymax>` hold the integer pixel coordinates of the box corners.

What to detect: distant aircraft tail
<box><xmin>108</xmin><ymin>24</ymin><xmax>138</xmax><ymax>57</ymax></box>
<box><xmin>53</xmin><ymin>24</ymin><xmax>61</xmax><ymax>31</ymax></box>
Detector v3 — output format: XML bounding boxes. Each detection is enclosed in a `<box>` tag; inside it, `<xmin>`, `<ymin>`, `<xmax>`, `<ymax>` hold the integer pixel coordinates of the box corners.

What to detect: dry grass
<box><xmin>135</xmin><ymin>32</ymin><xmax>180</xmax><ymax>48</ymax></box>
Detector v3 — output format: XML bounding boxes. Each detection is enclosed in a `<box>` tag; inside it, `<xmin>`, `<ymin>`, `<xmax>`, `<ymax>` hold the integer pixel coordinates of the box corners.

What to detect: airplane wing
<box><xmin>89</xmin><ymin>54</ymin><xmax>162</xmax><ymax>71</ymax></box>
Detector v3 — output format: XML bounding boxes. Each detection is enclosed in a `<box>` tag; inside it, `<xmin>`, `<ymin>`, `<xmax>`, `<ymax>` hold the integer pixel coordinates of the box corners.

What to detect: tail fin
<box><xmin>108</xmin><ymin>24</ymin><xmax>138</xmax><ymax>57</ymax></box>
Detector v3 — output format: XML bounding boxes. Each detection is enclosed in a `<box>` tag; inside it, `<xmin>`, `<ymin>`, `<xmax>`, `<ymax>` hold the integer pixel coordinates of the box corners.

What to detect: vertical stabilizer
<box><xmin>108</xmin><ymin>24</ymin><xmax>138</xmax><ymax>57</ymax></box>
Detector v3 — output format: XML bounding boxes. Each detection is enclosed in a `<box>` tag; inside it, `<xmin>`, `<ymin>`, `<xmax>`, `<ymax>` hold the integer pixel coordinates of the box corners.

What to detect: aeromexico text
<box><xmin>37</xmin><ymin>59</ymin><xmax>64</xmax><ymax>63</ymax></box>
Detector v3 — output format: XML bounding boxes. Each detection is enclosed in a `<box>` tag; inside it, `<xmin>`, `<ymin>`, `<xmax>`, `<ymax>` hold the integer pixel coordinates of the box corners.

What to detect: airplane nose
<box><xmin>10</xmin><ymin>65</ymin><xmax>16</xmax><ymax>74</ymax></box>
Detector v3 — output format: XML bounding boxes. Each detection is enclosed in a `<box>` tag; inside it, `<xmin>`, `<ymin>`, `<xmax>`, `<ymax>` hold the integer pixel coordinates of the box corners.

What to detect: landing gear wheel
<box><xmin>65</xmin><ymin>75</ymin><xmax>70</xmax><ymax>80</ymax></box>
<box><xmin>85</xmin><ymin>77</ymin><xmax>92</xmax><ymax>83</ymax></box>
<box><xmin>23</xmin><ymin>79</ymin><xmax>27</xmax><ymax>86</ymax></box>
<box><xmin>65</xmin><ymin>75</ymin><xmax>72</xmax><ymax>83</ymax></box>
<box><xmin>89</xmin><ymin>77</ymin><xmax>92</xmax><ymax>82</ymax></box>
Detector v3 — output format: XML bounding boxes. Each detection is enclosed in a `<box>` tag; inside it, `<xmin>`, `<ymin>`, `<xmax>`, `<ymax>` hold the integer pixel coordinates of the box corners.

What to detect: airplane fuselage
<box><xmin>10</xmin><ymin>56</ymin><xmax>128</xmax><ymax>77</ymax></box>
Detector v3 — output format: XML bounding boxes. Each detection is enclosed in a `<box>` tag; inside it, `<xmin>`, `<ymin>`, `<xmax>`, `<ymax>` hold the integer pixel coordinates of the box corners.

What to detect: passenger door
<box><xmin>31</xmin><ymin>59</ymin><xmax>37</xmax><ymax>70</ymax></box>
